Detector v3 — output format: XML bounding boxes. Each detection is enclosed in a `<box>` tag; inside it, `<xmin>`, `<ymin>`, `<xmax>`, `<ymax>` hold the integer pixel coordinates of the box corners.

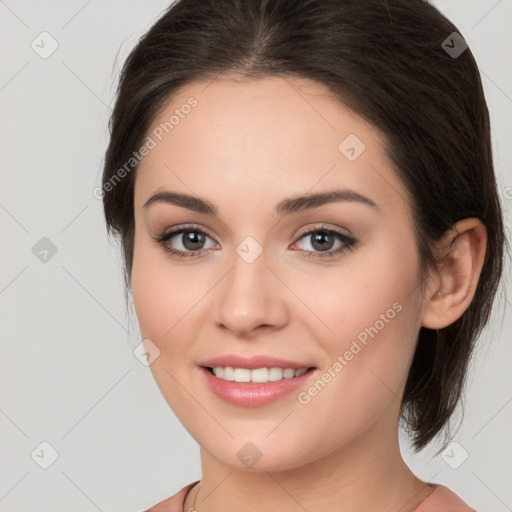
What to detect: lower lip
<box><xmin>200</xmin><ymin>367</ymin><xmax>316</xmax><ymax>407</ymax></box>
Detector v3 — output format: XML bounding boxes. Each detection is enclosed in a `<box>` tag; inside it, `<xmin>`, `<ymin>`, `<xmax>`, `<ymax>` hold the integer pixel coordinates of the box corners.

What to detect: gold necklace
<box><xmin>184</xmin><ymin>482</ymin><xmax>200</xmax><ymax>512</ymax></box>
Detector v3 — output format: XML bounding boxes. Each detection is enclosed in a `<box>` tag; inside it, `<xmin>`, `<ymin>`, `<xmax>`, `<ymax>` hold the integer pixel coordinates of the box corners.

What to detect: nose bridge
<box><xmin>215</xmin><ymin>236</ymin><xmax>287</xmax><ymax>335</ymax></box>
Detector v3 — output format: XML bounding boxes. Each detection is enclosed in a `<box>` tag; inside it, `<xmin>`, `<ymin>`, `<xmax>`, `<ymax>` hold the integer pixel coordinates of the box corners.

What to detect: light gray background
<box><xmin>0</xmin><ymin>1</ymin><xmax>511</xmax><ymax>511</ymax></box>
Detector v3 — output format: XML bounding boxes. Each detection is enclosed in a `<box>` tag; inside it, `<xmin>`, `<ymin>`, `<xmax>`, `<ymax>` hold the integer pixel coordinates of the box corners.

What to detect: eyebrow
<box><xmin>143</xmin><ymin>188</ymin><xmax>379</xmax><ymax>216</ymax></box>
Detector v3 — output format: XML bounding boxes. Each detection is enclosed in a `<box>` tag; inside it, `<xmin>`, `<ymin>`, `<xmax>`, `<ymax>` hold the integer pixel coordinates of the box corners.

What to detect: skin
<box><xmin>131</xmin><ymin>75</ymin><xmax>487</xmax><ymax>512</ymax></box>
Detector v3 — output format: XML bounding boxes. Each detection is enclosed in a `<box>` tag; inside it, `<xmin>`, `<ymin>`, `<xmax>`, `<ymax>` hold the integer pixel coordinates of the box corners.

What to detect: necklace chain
<box><xmin>184</xmin><ymin>480</ymin><xmax>436</xmax><ymax>511</ymax></box>
<box><xmin>184</xmin><ymin>482</ymin><xmax>200</xmax><ymax>512</ymax></box>
<box><xmin>194</xmin><ymin>483</ymin><xmax>200</xmax><ymax>509</ymax></box>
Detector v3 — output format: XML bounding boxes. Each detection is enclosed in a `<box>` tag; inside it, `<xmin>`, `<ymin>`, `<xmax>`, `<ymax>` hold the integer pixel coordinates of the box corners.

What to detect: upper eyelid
<box><xmin>295</xmin><ymin>223</ymin><xmax>353</xmax><ymax>239</ymax></box>
<box><xmin>160</xmin><ymin>223</ymin><xmax>353</xmax><ymax>246</ymax></box>
<box><xmin>163</xmin><ymin>223</ymin><xmax>214</xmax><ymax>238</ymax></box>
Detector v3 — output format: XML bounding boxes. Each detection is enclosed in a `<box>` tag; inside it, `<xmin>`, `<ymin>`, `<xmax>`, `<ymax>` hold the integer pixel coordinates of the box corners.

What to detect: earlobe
<box><xmin>421</xmin><ymin>218</ymin><xmax>487</xmax><ymax>330</ymax></box>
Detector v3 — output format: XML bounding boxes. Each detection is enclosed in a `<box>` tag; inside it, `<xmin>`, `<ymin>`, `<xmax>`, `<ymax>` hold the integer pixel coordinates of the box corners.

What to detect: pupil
<box><xmin>312</xmin><ymin>231</ymin><xmax>333</xmax><ymax>251</ymax></box>
<box><xmin>184</xmin><ymin>231</ymin><xmax>204</xmax><ymax>250</ymax></box>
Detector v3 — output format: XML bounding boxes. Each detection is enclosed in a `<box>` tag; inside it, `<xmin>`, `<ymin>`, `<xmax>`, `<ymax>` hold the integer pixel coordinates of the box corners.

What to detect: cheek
<box><xmin>289</xmin><ymin>298</ymin><xmax>421</xmax><ymax>464</ymax></box>
<box><xmin>294</xmin><ymin>233</ymin><xmax>422</xmax><ymax>408</ymax></box>
<box><xmin>131</xmin><ymin>239</ymin><xmax>200</xmax><ymax>410</ymax></box>
<box><xmin>294</xmin><ymin>229</ymin><xmax>421</xmax><ymax>341</ymax></box>
<box><xmin>131</xmin><ymin>253</ymin><xmax>168</xmax><ymax>343</ymax></box>
<box><xmin>131</xmin><ymin>234</ymin><xmax>206</xmax><ymax>343</ymax></box>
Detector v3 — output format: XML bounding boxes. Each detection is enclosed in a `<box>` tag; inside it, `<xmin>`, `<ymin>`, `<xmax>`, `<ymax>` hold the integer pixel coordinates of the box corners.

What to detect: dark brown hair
<box><xmin>101</xmin><ymin>0</ymin><xmax>507</xmax><ymax>452</ymax></box>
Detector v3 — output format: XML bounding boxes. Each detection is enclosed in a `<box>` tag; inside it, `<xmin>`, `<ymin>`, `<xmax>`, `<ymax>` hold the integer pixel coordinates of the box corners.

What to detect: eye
<box><xmin>153</xmin><ymin>223</ymin><xmax>357</xmax><ymax>261</ymax></box>
<box><xmin>153</xmin><ymin>224</ymin><xmax>217</xmax><ymax>259</ymax></box>
<box><xmin>291</xmin><ymin>224</ymin><xmax>357</xmax><ymax>260</ymax></box>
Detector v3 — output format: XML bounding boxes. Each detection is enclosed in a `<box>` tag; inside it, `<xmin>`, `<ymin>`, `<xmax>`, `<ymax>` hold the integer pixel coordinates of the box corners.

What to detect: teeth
<box><xmin>211</xmin><ymin>366</ymin><xmax>309</xmax><ymax>383</ymax></box>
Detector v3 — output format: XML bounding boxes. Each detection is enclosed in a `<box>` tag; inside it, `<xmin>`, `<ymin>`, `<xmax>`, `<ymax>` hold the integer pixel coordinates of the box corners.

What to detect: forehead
<box><xmin>134</xmin><ymin>75</ymin><xmax>409</xmax><ymax>217</ymax></box>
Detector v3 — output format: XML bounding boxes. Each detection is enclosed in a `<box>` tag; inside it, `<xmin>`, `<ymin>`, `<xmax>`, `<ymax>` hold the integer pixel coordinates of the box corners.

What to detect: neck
<box><xmin>186</xmin><ymin>417</ymin><xmax>434</xmax><ymax>512</ymax></box>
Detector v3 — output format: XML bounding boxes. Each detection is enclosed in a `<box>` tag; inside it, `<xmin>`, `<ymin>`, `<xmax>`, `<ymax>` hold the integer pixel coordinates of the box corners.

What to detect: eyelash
<box><xmin>153</xmin><ymin>223</ymin><xmax>357</xmax><ymax>261</ymax></box>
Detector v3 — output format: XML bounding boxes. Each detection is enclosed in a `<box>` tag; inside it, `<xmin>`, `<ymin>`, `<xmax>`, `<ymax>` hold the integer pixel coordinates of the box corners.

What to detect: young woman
<box><xmin>100</xmin><ymin>0</ymin><xmax>506</xmax><ymax>510</ymax></box>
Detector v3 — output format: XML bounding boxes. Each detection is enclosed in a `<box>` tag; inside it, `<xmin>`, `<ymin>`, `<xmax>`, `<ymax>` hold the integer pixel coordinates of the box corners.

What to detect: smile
<box><xmin>200</xmin><ymin>366</ymin><xmax>317</xmax><ymax>407</ymax></box>
<box><xmin>208</xmin><ymin>366</ymin><xmax>309</xmax><ymax>383</ymax></box>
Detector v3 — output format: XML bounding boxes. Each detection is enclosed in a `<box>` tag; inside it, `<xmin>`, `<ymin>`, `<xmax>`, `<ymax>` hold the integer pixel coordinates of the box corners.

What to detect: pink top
<box><xmin>145</xmin><ymin>481</ymin><xmax>475</xmax><ymax>511</ymax></box>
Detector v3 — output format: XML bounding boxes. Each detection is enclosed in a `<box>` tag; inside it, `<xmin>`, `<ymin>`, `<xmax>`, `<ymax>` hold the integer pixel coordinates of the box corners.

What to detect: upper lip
<box><xmin>199</xmin><ymin>355</ymin><xmax>315</xmax><ymax>370</ymax></box>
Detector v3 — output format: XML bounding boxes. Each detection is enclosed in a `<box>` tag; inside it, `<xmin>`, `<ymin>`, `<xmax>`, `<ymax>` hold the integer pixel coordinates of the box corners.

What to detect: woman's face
<box><xmin>132</xmin><ymin>75</ymin><xmax>427</xmax><ymax>471</ymax></box>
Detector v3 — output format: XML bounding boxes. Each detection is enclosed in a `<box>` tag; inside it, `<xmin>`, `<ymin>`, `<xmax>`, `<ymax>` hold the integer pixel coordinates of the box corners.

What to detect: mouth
<box><xmin>202</xmin><ymin>365</ymin><xmax>316</xmax><ymax>383</ymax></box>
<box><xmin>199</xmin><ymin>365</ymin><xmax>318</xmax><ymax>407</ymax></box>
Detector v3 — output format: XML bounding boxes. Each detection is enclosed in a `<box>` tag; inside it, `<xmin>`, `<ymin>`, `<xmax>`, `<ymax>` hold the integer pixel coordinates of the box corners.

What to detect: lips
<box><xmin>198</xmin><ymin>354</ymin><xmax>315</xmax><ymax>370</ymax></box>
<box><xmin>199</xmin><ymin>365</ymin><xmax>317</xmax><ymax>407</ymax></box>
<box><xmin>197</xmin><ymin>354</ymin><xmax>318</xmax><ymax>407</ymax></box>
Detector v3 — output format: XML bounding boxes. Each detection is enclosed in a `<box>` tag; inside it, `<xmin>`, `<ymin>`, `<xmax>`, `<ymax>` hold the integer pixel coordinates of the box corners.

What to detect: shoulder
<box><xmin>143</xmin><ymin>481</ymin><xmax>200</xmax><ymax>512</ymax></box>
<box><xmin>415</xmin><ymin>484</ymin><xmax>475</xmax><ymax>512</ymax></box>
<box><xmin>142</xmin><ymin>481</ymin><xmax>473</xmax><ymax>512</ymax></box>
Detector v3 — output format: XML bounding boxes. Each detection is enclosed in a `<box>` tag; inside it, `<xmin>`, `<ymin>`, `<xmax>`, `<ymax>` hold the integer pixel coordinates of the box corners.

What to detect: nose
<box><xmin>214</xmin><ymin>245</ymin><xmax>289</xmax><ymax>338</ymax></box>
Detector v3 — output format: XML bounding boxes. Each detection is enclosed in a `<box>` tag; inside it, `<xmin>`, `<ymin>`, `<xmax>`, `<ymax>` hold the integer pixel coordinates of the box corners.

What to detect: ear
<box><xmin>421</xmin><ymin>218</ymin><xmax>487</xmax><ymax>330</ymax></box>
